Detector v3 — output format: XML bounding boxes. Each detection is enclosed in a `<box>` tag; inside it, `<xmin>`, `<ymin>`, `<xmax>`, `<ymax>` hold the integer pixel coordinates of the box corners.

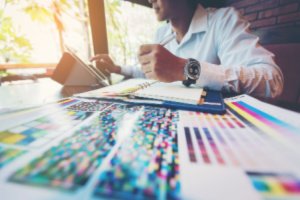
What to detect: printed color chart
<box><xmin>0</xmin><ymin>109</ymin><xmax>93</xmax><ymax>148</ymax></box>
<box><xmin>1</xmin><ymin>95</ymin><xmax>300</xmax><ymax>200</ymax></box>
<box><xmin>10</xmin><ymin>103</ymin><xmax>129</xmax><ymax>190</ymax></box>
<box><xmin>178</xmin><ymin>96</ymin><xmax>300</xmax><ymax>199</ymax></box>
<box><xmin>9</xmin><ymin>103</ymin><xmax>181</xmax><ymax>199</ymax></box>
<box><xmin>0</xmin><ymin>146</ymin><xmax>25</xmax><ymax>169</ymax></box>
<box><xmin>0</xmin><ymin>99</ymin><xmax>111</xmax><ymax>149</ymax></box>
<box><xmin>93</xmin><ymin>106</ymin><xmax>180</xmax><ymax>200</ymax></box>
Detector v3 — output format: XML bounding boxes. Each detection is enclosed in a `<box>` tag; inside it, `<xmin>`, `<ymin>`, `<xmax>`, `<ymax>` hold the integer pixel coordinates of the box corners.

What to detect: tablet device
<box><xmin>52</xmin><ymin>48</ymin><xmax>110</xmax><ymax>87</ymax></box>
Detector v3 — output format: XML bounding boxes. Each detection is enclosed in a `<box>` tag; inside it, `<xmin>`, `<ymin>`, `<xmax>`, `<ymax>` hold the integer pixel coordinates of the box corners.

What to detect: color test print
<box><xmin>58</xmin><ymin>98</ymin><xmax>81</xmax><ymax>107</ymax></box>
<box><xmin>0</xmin><ymin>99</ymin><xmax>112</xmax><ymax>148</ymax></box>
<box><xmin>66</xmin><ymin>100</ymin><xmax>112</xmax><ymax>112</ymax></box>
<box><xmin>10</xmin><ymin>103</ymin><xmax>138</xmax><ymax>190</ymax></box>
<box><xmin>181</xmin><ymin>109</ymin><xmax>300</xmax><ymax>172</ymax></box>
<box><xmin>93</xmin><ymin>106</ymin><xmax>180</xmax><ymax>200</ymax></box>
<box><xmin>226</xmin><ymin>101</ymin><xmax>300</xmax><ymax>171</ymax></box>
<box><xmin>181</xmin><ymin>111</ymin><xmax>248</xmax><ymax>166</ymax></box>
<box><xmin>247</xmin><ymin>172</ymin><xmax>300</xmax><ymax>197</ymax></box>
<box><xmin>226</xmin><ymin>101</ymin><xmax>300</xmax><ymax>149</ymax></box>
<box><xmin>180</xmin><ymin>107</ymin><xmax>300</xmax><ymax>199</ymax></box>
<box><xmin>0</xmin><ymin>109</ymin><xmax>93</xmax><ymax>148</ymax></box>
<box><xmin>0</xmin><ymin>146</ymin><xmax>25</xmax><ymax>169</ymax></box>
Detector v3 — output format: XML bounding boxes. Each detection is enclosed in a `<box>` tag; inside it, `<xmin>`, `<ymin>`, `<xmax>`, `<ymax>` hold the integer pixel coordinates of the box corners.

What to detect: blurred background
<box><xmin>0</xmin><ymin>0</ymin><xmax>159</xmax><ymax>79</ymax></box>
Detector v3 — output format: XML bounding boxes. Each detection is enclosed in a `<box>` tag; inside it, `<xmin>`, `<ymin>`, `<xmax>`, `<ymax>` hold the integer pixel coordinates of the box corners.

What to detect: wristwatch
<box><xmin>182</xmin><ymin>58</ymin><xmax>201</xmax><ymax>87</ymax></box>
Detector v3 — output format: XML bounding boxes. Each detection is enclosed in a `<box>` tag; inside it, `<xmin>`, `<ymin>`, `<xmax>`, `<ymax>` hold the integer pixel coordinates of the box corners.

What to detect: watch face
<box><xmin>187</xmin><ymin>60</ymin><xmax>200</xmax><ymax>80</ymax></box>
<box><xmin>188</xmin><ymin>64</ymin><xmax>199</xmax><ymax>76</ymax></box>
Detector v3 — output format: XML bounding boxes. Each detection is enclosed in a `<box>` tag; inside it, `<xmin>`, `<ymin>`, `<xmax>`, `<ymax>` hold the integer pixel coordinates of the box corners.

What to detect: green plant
<box><xmin>0</xmin><ymin>0</ymin><xmax>90</xmax><ymax>64</ymax></box>
<box><xmin>0</xmin><ymin>9</ymin><xmax>32</xmax><ymax>63</ymax></box>
<box><xmin>22</xmin><ymin>0</ymin><xmax>74</xmax><ymax>53</ymax></box>
<box><xmin>105</xmin><ymin>0</ymin><xmax>129</xmax><ymax>65</ymax></box>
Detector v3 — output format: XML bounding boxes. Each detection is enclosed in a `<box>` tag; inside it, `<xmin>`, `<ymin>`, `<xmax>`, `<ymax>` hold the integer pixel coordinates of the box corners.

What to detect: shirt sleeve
<box><xmin>121</xmin><ymin>65</ymin><xmax>145</xmax><ymax>78</ymax></box>
<box><xmin>120</xmin><ymin>24</ymin><xmax>167</xmax><ymax>78</ymax></box>
<box><xmin>196</xmin><ymin>8</ymin><xmax>283</xmax><ymax>98</ymax></box>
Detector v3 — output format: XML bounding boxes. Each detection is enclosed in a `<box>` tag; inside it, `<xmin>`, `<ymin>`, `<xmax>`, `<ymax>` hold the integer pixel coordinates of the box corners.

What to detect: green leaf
<box><xmin>23</xmin><ymin>4</ymin><xmax>52</xmax><ymax>23</ymax></box>
<box><xmin>14</xmin><ymin>36</ymin><xmax>32</xmax><ymax>48</ymax></box>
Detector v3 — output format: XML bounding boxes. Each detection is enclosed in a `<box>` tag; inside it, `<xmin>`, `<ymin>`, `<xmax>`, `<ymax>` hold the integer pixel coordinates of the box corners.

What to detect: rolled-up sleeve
<box><xmin>196</xmin><ymin>8</ymin><xmax>283</xmax><ymax>98</ymax></box>
<box><xmin>120</xmin><ymin>24</ymin><xmax>168</xmax><ymax>79</ymax></box>
<box><xmin>121</xmin><ymin>65</ymin><xmax>145</xmax><ymax>78</ymax></box>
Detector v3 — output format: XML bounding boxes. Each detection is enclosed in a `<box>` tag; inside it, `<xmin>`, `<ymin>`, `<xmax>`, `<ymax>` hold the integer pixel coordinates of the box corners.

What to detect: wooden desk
<box><xmin>0</xmin><ymin>78</ymin><xmax>100</xmax><ymax>111</ymax></box>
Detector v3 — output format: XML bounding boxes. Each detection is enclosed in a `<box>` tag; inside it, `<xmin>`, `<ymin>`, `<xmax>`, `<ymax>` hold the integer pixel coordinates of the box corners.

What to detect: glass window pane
<box><xmin>105</xmin><ymin>0</ymin><xmax>160</xmax><ymax>66</ymax></box>
<box><xmin>0</xmin><ymin>0</ymin><xmax>91</xmax><ymax>67</ymax></box>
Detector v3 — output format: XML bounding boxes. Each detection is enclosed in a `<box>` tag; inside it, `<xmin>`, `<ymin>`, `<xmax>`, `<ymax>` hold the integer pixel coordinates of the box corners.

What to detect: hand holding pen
<box><xmin>138</xmin><ymin>33</ymin><xmax>187</xmax><ymax>82</ymax></box>
<box><xmin>90</xmin><ymin>33</ymin><xmax>187</xmax><ymax>82</ymax></box>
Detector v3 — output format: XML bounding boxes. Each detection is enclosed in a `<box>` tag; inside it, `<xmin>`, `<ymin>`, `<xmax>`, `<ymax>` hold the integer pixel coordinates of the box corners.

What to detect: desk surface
<box><xmin>0</xmin><ymin>78</ymin><xmax>100</xmax><ymax>110</ymax></box>
<box><xmin>0</xmin><ymin>81</ymin><xmax>300</xmax><ymax>200</ymax></box>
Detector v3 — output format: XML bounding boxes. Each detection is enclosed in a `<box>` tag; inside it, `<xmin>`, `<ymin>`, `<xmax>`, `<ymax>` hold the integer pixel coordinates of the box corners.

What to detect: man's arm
<box><xmin>120</xmin><ymin>64</ymin><xmax>145</xmax><ymax>78</ymax></box>
<box><xmin>90</xmin><ymin>54</ymin><xmax>145</xmax><ymax>78</ymax></box>
<box><xmin>198</xmin><ymin>8</ymin><xmax>284</xmax><ymax>98</ymax></box>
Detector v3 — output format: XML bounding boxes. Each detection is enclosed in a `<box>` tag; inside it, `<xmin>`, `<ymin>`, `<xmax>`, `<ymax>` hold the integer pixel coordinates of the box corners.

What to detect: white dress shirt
<box><xmin>121</xmin><ymin>4</ymin><xmax>284</xmax><ymax>98</ymax></box>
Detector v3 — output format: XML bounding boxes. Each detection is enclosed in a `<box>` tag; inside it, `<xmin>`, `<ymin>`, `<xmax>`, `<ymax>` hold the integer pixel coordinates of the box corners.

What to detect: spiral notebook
<box><xmin>75</xmin><ymin>79</ymin><xmax>225</xmax><ymax>113</ymax></box>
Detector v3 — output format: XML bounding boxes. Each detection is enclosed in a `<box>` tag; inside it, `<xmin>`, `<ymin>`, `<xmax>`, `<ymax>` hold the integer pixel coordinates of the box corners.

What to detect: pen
<box><xmin>159</xmin><ymin>33</ymin><xmax>176</xmax><ymax>46</ymax></box>
<box><xmin>134</xmin><ymin>33</ymin><xmax>175</xmax><ymax>66</ymax></box>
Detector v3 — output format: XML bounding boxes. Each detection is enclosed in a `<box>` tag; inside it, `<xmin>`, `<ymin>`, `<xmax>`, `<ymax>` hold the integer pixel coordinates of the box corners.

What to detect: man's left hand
<box><xmin>138</xmin><ymin>44</ymin><xmax>186</xmax><ymax>82</ymax></box>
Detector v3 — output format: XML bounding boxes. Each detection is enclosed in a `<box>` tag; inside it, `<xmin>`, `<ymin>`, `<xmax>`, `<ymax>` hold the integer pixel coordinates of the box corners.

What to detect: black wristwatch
<box><xmin>182</xmin><ymin>58</ymin><xmax>201</xmax><ymax>87</ymax></box>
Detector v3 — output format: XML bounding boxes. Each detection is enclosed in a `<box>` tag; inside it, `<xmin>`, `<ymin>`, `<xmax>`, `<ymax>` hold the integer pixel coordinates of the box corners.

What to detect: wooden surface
<box><xmin>0</xmin><ymin>78</ymin><xmax>99</xmax><ymax>111</ymax></box>
<box><xmin>0</xmin><ymin>63</ymin><xmax>56</xmax><ymax>70</ymax></box>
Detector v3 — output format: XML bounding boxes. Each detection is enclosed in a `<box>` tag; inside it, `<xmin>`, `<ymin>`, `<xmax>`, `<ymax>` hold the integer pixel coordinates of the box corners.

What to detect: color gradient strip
<box><xmin>201</xmin><ymin>127</ymin><xmax>224</xmax><ymax>164</ymax></box>
<box><xmin>247</xmin><ymin>171</ymin><xmax>300</xmax><ymax>196</ymax></box>
<box><xmin>194</xmin><ymin>127</ymin><xmax>210</xmax><ymax>164</ymax></box>
<box><xmin>207</xmin><ymin>118</ymin><xmax>239</xmax><ymax>166</ymax></box>
<box><xmin>59</xmin><ymin>98</ymin><xmax>80</xmax><ymax>107</ymax></box>
<box><xmin>226</xmin><ymin>101</ymin><xmax>298</xmax><ymax>151</ymax></box>
<box><xmin>232</xmin><ymin>101</ymin><xmax>298</xmax><ymax>134</ymax></box>
<box><xmin>184</xmin><ymin>127</ymin><xmax>197</xmax><ymax>162</ymax></box>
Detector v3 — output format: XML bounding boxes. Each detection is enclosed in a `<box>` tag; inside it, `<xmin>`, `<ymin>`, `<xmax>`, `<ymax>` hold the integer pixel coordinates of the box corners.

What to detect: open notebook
<box><xmin>76</xmin><ymin>79</ymin><xmax>205</xmax><ymax>105</ymax></box>
<box><xmin>75</xmin><ymin>79</ymin><xmax>226</xmax><ymax>113</ymax></box>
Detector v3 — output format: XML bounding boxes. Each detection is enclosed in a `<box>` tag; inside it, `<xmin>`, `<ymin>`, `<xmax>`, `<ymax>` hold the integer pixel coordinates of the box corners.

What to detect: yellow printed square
<box><xmin>264</xmin><ymin>177</ymin><xmax>286</xmax><ymax>195</ymax></box>
<box><xmin>1</xmin><ymin>134</ymin><xmax>25</xmax><ymax>144</ymax></box>
<box><xmin>0</xmin><ymin>131</ymin><xmax>13</xmax><ymax>141</ymax></box>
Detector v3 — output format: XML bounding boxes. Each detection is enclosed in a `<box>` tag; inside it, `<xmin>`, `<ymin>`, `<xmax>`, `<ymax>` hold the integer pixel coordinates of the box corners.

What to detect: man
<box><xmin>90</xmin><ymin>0</ymin><xmax>283</xmax><ymax>98</ymax></box>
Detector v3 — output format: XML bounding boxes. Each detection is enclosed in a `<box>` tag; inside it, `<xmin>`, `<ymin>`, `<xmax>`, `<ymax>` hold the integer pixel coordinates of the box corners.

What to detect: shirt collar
<box><xmin>189</xmin><ymin>4</ymin><xmax>208</xmax><ymax>34</ymax></box>
<box><xmin>163</xmin><ymin>4</ymin><xmax>208</xmax><ymax>42</ymax></box>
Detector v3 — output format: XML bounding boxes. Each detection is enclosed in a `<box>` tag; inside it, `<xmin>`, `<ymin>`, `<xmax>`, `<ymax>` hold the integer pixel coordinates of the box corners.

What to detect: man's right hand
<box><xmin>90</xmin><ymin>54</ymin><xmax>121</xmax><ymax>74</ymax></box>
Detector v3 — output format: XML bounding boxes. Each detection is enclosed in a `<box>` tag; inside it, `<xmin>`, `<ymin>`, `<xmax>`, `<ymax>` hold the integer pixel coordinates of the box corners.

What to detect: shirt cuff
<box><xmin>121</xmin><ymin>65</ymin><xmax>145</xmax><ymax>78</ymax></box>
<box><xmin>121</xmin><ymin>66</ymin><xmax>133</xmax><ymax>77</ymax></box>
<box><xmin>196</xmin><ymin>61</ymin><xmax>225</xmax><ymax>91</ymax></box>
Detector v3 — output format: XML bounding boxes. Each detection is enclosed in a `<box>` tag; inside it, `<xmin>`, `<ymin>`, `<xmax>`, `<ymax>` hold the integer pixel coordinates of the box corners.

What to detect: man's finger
<box><xmin>90</xmin><ymin>54</ymin><xmax>111</xmax><ymax>63</ymax></box>
<box><xmin>90</xmin><ymin>54</ymin><xmax>104</xmax><ymax>62</ymax></box>
<box><xmin>98</xmin><ymin>60</ymin><xmax>117</xmax><ymax>74</ymax></box>
<box><xmin>138</xmin><ymin>44</ymin><xmax>155</xmax><ymax>56</ymax></box>
<box><xmin>141</xmin><ymin>63</ymin><xmax>152</xmax><ymax>73</ymax></box>
<box><xmin>145</xmin><ymin>71</ymin><xmax>157</xmax><ymax>80</ymax></box>
<box><xmin>138</xmin><ymin>53</ymin><xmax>152</xmax><ymax>65</ymax></box>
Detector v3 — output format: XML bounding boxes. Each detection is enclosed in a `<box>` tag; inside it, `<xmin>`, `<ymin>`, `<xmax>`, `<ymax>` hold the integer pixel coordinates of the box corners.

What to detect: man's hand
<box><xmin>138</xmin><ymin>44</ymin><xmax>187</xmax><ymax>82</ymax></box>
<box><xmin>90</xmin><ymin>54</ymin><xmax>121</xmax><ymax>75</ymax></box>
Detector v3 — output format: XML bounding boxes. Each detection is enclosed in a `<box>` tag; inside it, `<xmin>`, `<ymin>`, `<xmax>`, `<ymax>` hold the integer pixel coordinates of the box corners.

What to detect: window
<box><xmin>0</xmin><ymin>0</ymin><xmax>159</xmax><ymax>80</ymax></box>
<box><xmin>0</xmin><ymin>0</ymin><xmax>91</xmax><ymax>75</ymax></box>
<box><xmin>105</xmin><ymin>0</ymin><xmax>160</xmax><ymax>66</ymax></box>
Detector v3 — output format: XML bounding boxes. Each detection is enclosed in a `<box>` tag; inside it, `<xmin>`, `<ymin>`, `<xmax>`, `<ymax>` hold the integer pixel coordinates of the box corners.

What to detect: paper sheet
<box><xmin>177</xmin><ymin>95</ymin><xmax>300</xmax><ymax>200</ymax></box>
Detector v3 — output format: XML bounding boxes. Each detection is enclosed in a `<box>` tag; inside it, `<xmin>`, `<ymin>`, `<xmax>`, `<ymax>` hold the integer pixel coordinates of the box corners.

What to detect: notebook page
<box><xmin>75</xmin><ymin>79</ymin><xmax>156</xmax><ymax>98</ymax></box>
<box><xmin>134</xmin><ymin>81</ymin><xmax>203</xmax><ymax>105</ymax></box>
